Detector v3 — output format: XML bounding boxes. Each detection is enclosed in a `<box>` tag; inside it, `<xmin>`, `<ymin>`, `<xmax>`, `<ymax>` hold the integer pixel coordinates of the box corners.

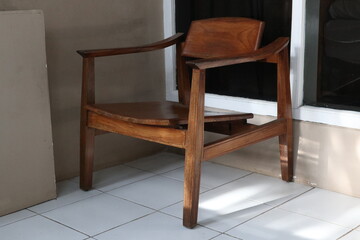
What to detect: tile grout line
<box><xmin>124</xmin><ymin>156</ymin><xmax>253</xmax><ymax>194</ymax></box>
<box><xmin>38</xmin><ymin>214</ymin><xmax>91</xmax><ymax>237</ymax></box>
<box><xmin>102</xmin><ymin>191</ymin><xmax>160</xmax><ymax>212</ymax></box>
<box><xmin>97</xmin><ymin>173</ymin><xmax>157</xmax><ymax>192</ymax></box>
<box><xmin>336</xmin><ymin>225</ymin><xmax>360</xmax><ymax>240</ymax></box>
<box><xmin>223</xmin><ymin>187</ymin><xmax>316</xmax><ymax>233</ymax></box>
<box><xmin>337</xmin><ymin>230</ymin><xmax>353</xmax><ymax>240</ymax></box>
<box><xmin>209</xmin><ymin>232</ymin><xmax>244</xmax><ymax>240</ymax></box>
<box><xmin>199</xmin><ymin>172</ymin><xmax>254</xmax><ymax>194</ymax></box>
<box><xmin>0</xmin><ymin>213</ymin><xmax>38</xmax><ymax>229</ymax></box>
<box><xmin>27</xmin><ymin>190</ymin><xmax>103</xmax><ymax>215</ymax></box>
<box><xmin>275</xmin><ymin>189</ymin><xmax>360</xmax><ymax>229</ymax></box>
<box><xmin>91</xmin><ymin>211</ymin><xmax>157</xmax><ymax>238</ymax></box>
<box><xmin>155</xmin><ymin>172</ymin><xmax>255</xmax><ymax>215</ymax></box>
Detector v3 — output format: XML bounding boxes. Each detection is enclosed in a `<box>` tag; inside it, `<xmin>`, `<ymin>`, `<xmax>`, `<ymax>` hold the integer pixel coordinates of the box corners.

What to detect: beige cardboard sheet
<box><xmin>0</xmin><ymin>10</ymin><xmax>56</xmax><ymax>216</ymax></box>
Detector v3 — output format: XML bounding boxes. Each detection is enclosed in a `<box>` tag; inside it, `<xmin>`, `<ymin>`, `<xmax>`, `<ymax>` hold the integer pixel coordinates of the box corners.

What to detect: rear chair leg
<box><xmin>279</xmin><ymin>119</ymin><xmax>293</xmax><ymax>182</ymax></box>
<box><xmin>80</xmin><ymin>122</ymin><xmax>95</xmax><ymax>191</ymax></box>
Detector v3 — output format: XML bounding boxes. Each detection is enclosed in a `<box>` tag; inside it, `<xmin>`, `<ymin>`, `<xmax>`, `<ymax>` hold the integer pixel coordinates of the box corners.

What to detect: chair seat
<box><xmin>86</xmin><ymin>101</ymin><xmax>253</xmax><ymax>126</ymax></box>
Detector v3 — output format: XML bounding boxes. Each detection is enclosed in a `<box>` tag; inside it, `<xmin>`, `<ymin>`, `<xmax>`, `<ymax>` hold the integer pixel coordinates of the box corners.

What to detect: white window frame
<box><xmin>163</xmin><ymin>0</ymin><xmax>360</xmax><ymax>130</ymax></box>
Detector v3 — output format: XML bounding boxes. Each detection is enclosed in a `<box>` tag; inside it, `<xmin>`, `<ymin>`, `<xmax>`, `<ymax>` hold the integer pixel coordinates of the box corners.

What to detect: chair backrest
<box><xmin>182</xmin><ymin>17</ymin><xmax>265</xmax><ymax>59</ymax></box>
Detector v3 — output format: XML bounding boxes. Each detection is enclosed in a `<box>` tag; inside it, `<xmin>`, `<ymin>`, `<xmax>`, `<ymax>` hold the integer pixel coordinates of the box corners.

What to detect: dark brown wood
<box><xmin>183</xmin><ymin>69</ymin><xmax>205</xmax><ymax>228</ymax></box>
<box><xmin>80</xmin><ymin>57</ymin><xmax>95</xmax><ymax>191</ymax></box>
<box><xmin>182</xmin><ymin>18</ymin><xmax>264</xmax><ymax>59</ymax></box>
<box><xmin>204</xmin><ymin>120</ymin><xmax>251</xmax><ymax>135</ymax></box>
<box><xmin>88</xmin><ymin>112</ymin><xmax>187</xmax><ymax>148</ymax></box>
<box><xmin>203</xmin><ymin>119</ymin><xmax>287</xmax><ymax>161</ymax></box>
<box><xmin>177</xmin><ymin>42</ymin><xmax>191</xmax><ymax>105</ymax></box>
<box><xmin>77</xmin><ymin>33</ymin><xmax>184</xmax><ymax>58</ymax></box>
<box><xmin>86</xmin><ymin>101</ymin><xmax>252</xmax><ymax>126</ymax></box>
<box><xmin>187</xmin><ymin>37</ymin><xmax>289</xmax><ymax>70</ymax></box>
<box><xmin>277</xmin><ymin>46</ymin><xmax>293</xmax><ymax>182</ymax></box>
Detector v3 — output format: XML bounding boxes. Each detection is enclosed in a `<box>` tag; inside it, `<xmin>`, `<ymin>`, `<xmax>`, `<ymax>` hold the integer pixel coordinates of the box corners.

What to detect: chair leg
<box><xmin>183</xmin><ymin>68</ymin><xmax>205</xmax><ymax>228</ymax></box>
<box><xmin>279</xmin><ymin>119</ymin><xmax>293</xmax><ymax>182</ymax></box>
<box><xmin>183</xmin><ymin>148</ymin><xmax>202</xmax><ymax>229</ymax></box>
<box><xmin>80</xmin><ymin>124</ymin><xmax>95</xmax><ymax>191</ymax></box>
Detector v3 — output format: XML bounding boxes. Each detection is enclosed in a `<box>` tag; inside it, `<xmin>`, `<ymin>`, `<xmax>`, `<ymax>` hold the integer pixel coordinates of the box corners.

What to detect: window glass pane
<box><xmin>305</xmin><ymin>0</ymin><xmax>360</xmax><ymax>111</ymax></box>
<box><xmin>175</xmin><ymin>0</ymin><xmax>292</xmax><ymax>101</ymax></box>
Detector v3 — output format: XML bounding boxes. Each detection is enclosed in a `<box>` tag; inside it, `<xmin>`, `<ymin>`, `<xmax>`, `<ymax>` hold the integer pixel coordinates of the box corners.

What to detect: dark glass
<box><xmin>307</xmin><ymin>0</ymin><xmax>360</xmax><ymax>111</ymax></box>
<box><xmin>320</xmin><ymin>0</ymin><xmax>360</xmax><ymax>110</ymax></box>
<box><xmin>175</xmin><ymin>0</ymin><xmax>292</xmax><ymax>101</ymax></box>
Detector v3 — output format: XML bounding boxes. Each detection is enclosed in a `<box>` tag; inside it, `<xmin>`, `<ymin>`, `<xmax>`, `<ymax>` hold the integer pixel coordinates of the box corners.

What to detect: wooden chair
<box><xmin>77</xmin><ymin>17</ymin><xmax>293</xmax><ymax>228</ymax></box>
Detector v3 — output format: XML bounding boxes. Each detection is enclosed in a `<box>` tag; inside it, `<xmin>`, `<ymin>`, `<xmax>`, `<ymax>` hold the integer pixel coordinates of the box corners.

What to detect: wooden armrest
<box><xmin>186</xmin><ymin>37</ymin><xmax>289</xmax><ymax>70</ymax></box>
<box><xmin>77</xmin><ymin>33</ymin><xmax>184</xmax><ymax>58</ymax></box>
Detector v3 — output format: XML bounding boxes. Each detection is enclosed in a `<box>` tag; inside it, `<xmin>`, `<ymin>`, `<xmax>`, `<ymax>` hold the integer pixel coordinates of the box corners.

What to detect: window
<box><xmin>175</xmin><ymin>0</ymin><xmax>292</xmax><ymax>102</ymax></box>
<box><xmin>164</xmin><ymin>0</ymin><xmax>360</xmax><ymax>129</ymax></box>
<box><xmin>304</xmin><ymin>0</ymin><xmax>360</xmax><ymax>112</ymax></box>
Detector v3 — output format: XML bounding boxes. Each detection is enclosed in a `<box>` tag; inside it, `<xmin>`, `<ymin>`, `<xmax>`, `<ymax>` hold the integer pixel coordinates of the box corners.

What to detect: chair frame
<box><xmin>77</xmin><ymin>17</ymin><xmax>293</xmax><ymax>228</ymax></box>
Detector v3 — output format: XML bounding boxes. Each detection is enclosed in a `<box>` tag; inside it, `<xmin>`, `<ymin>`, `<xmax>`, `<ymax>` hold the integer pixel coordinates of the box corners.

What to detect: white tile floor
<box><xmin>1</xmin><ymin>152</ymin><xmax>360</xmax><ymax>240</ymax></box>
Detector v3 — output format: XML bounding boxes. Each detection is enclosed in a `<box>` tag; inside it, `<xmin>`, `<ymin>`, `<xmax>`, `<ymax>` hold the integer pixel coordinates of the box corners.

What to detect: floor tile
<box><xmin>280</xmin><ymin>188</ymin><xmax>360</xmax><ymax>228</ymax></box>
<box><xmin>221</xmin><ymin>174</ymin><xmax>312</xmax><ymax>206</ymax></box>
<box><xmin>339</xmin><ymin>230</ymin><xmax>360</xmax><ymax>240</ymax></box>
<box><xmin>125</xmin><ymin>152</ymin><xmax>184</xmax><ymax>174</ymax></box>
<box><xmin>108</xmin><ymin>175</ymin><xmax>206</xmax><ymax>210</ymax></box>
<box><xmin>161</xmin><ymin>182</ymin><xmax>273</xmax><ymax>232</ymax></box>
<box><xmin>161</xmin><ymin>172</ymin><xmax>310</xmax><ymax>231</ymax></box>
<box><xmin>43</xmin><ymin>194</ymin><xmax>153</xmax><ymax>236</ymax></box>
<box><xmin>0</xmin><ymin>210</ymin><xmax>35</xmax><ymax>227</ymax></box>
<box><xmin>227</xmin><ymin>208</ymin><xmax>350</xmax><ymax>240</ymax></box>
<box><xmin>162</xmin><ymin>162</ymin><xmax>250</xmax><ymax>189</ymax></box>
<box><xmin>211</xmin><ymin>234</ymin><xmax>241</xmax><ymax>240</ymax></box>
<box><xmin>94</xmin><ymin>212</ymin><xmax>219</xmax><ymax>240</ymax></box>
<box><xmin>0</xmin><ymin>215</ymin><xmax>86</xmax><ymax>240</ymax></box>
<box><xmin>71</xmin><ymin>165</ymin><xmax>155</xmax><ymax>192</ymax></box>
<box><xmin>29</xmin><ymin>180</ymin><xmax>101</xmax><ymax>214</ymax></box>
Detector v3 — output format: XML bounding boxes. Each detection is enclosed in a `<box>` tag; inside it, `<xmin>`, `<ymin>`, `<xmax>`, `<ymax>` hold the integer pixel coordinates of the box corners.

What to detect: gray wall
<box><xmin>1</xmin><ymin>0</ymin><xmax>166</xmax><ymax>180</ymax></box>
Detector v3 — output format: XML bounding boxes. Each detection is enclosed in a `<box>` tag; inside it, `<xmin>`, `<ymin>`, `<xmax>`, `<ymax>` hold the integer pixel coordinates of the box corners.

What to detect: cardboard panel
<box><xmin>0</xmin><ymin>10</ymin><xmax>56</xmax><ymax>216</ymax></box>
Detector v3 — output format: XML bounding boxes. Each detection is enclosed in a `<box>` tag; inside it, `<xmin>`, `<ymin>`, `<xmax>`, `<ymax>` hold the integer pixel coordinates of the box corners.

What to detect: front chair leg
<box><xmin>183</xmin><ymin>68</ymin><xmax>205</xmax><ymax>228</ymax></box>
<box><xmin>183</xmin><ymin>147</ymin><xmax>202</xmax><ymax>228</ymax></box>
<box><xmin>80</xmin><ymin>123</ymin><xmax>95</xmax><ymax>191</ymax></box>
<box><xmin>279</xmin><ymin>119</ymin><xmax>293</xmax><ymax>182</ymax></box>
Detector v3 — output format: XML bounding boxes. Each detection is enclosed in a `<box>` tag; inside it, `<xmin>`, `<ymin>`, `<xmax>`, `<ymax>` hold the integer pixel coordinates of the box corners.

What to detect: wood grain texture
<box><xmin>203</xmin><ymin>119</ymin><xmax>287</xmax><ymax>161</ymax></box>
<box><xmin>182</xmin><ymin>18</ymin><xmax>264</xmax><ymax>59</ymax></box>
<box><xmin>277</xmin><ymin>46</ymin><xmax>293</xmax><ymax>182</ymax></box>
<box><xmin>80</xmin><ymin>57</ymin><xmax>95</xmax><ymax>191</ymax></box>
<box><xmin>77</xmin><ymin>33</ymin><xmax>184</xmax><ymax>58</ymax></box>
<box><xmin>187</xmin><ymin>37</ymin><xmax>289</xmax><ymax>70</ymax></box>
<box><xmin>177</xmin><ymin>42</ymin><xmax>191</xmax><ymax>105</ymax></box>
<box><xmin>183</xmin><ymin>69</ymin><xmax>205</xmax><ymax>228</ymax></box>
<box><xmin>86</xmin><ymin>101</ymin><xmax>253</xmax><ymax>126</ymax></box>
<box><xmin>88</xmin><ymin>112</ymin><xmax>187</xmax><ymax>148</ymax></box>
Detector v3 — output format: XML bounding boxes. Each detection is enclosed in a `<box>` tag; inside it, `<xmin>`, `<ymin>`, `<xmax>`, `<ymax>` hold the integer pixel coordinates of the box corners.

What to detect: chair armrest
<box><xmin>186</xmin><ymin>37</ymin><xmax>289</xmax><ymax>70</ymax></box>
<box><xmin>77</xmin><ymin>33</ymin><xmax>184</xmax><ymax>58</ymax></box>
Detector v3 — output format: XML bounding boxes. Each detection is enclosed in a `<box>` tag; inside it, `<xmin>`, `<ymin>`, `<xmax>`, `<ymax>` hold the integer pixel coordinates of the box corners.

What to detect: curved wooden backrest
<box><xmin>182</xmin><ymin>17</ymin><xmax>265</xmax><ymax>59</ymax></box>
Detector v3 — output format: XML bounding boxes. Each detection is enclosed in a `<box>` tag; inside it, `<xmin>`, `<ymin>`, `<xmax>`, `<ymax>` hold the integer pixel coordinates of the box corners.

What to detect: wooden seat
<box><xmin>77</xmin><ymin>17</ymin><xmax>293</xmax><ymax>229</ymax></box>
<box><xmin>86</xmin><ymin>101</ymin><xmax>253</xmax><ymax>126</ymax></box>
